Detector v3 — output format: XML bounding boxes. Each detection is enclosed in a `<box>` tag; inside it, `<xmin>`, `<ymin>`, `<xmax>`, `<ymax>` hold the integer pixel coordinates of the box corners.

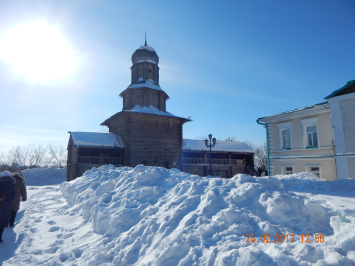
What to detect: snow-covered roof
<box><xmin>131</xmin><ymin>44</ymin><xmax>159</xmax><ymax>64</ymax></box>
<box><xmin>183</xmin><ymin>139</ymin><xmax>254</xmax><ymax>153</ymax></box>
<box><xmin>258</xmin><ymin>102</ymin><xmax>329</xmax><ymax>122</ymax></box>
<box><xmin>124</xmin><ymin>105</ymin><xmax>190</xmax><ymax>120</ymax></box>
<box><xmin>138</xmin><ymin>45</ymin><xmax>155</xmax><ymax>52</ymax></box>
<box><xmin>69</xmin><ymin>132</ymin><xmax>124</xmax><ymax>148</ymax></box>
<box><xmin>128</xmin><ymin>79</ymin><xmax>163</xmax><ymax>92</ymax></box>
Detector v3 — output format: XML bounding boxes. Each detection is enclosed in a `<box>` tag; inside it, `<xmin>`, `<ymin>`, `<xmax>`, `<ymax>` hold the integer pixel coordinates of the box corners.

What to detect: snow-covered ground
<box><xmin>1</xmin><ymin>165</ymin><xmax>355</xmax><ymax>265</ymax></box>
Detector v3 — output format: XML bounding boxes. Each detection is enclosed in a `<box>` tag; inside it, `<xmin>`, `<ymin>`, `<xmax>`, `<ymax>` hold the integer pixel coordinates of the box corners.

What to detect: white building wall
<box><xmin>340</xmin><ymin>98</ymin><xmax>355</xmax><ymax>153</ymax></box>
<box><xmin>261</xmin><ymin>104</ymin><xmax>336</xmax><ymax>180</ymax></box>
<box><xmin>348</xmin><ymin>158</ymin><xmax>355</xmax><ymax>180</ymax></box>
<box><xmin>328</xmin><ymin>92</ymin><xmax>355</xmax><ymax>180</ymax></box>
<box><xmin>267</xmin><ymin>123</ymin><xmax>274</xmax><ymax>176</ymax></box>
<box><xmin>274</xmin><ymin>158</ymin><xmax>336</xmax><ymax>181</ymax></box>
<box><xmin>328</xmin><ymin>94</ymin><xmax>352</xmax><ymax>154</ymax></box>
<box><xmin>336</xmin><ymin>157</ymin><xmax>350</xmax><ymax>180</ymax></box>
<box><xmin>271</xmin><ymin>113</ymin><xmax>333</xmax><ymax>151</ymax></box>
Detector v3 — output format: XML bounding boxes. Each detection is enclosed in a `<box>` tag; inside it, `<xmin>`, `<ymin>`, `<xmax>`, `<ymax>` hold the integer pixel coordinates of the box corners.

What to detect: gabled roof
<box><xmin>101</xmin><ymin>107</ymin><xmax>191</xmax><ymax>127</ymax></box>
<box><xmin>325</xmin><ymin>80</ymin><xmax>355</xmax><ymax>99</ymax></box>
<box><xmin>69</xmin><ymin>132</ymin><xmax>124</xmax><ymax>148</ymax></box>
<box><xmin>183</xmin><ymin>139</ymin><xmax>254</xmax><ymax>153</ymax></box>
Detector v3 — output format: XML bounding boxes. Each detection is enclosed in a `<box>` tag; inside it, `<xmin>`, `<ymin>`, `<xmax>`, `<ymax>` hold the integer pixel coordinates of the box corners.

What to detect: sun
<box><xmin>0</xmin><ymin>21</ymin><xmax>77</xmax><ymax>83</ymax></box>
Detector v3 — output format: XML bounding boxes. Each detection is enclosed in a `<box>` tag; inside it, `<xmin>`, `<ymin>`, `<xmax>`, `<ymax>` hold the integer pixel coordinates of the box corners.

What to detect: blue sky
<box><xmin>0</xmin><ymin>0</ymin><xmax>354</xmax><ymax>152</ymax></box>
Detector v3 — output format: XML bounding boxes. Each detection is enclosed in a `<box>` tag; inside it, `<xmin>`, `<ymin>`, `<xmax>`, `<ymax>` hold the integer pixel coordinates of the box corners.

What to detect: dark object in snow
<box><xmin>0</xmin><ymin>172</ymin><xmax>15</xmax><ymax>237</ymax></box>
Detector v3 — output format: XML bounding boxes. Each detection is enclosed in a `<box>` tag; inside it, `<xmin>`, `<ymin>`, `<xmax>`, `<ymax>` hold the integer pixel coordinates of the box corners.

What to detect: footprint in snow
<box><xmin>63</xmin><ymin>233</ymin><xmax>74</xmax><ymax>239</ymax></box>
<box><xmin>47</xmin><ymin>220</ymin><xmax>56</xmax><ymax>225</ymax></box>
<box><xmin>44</xmin><ymin>246</ymin><xmax>59</xmax><ymax>254</ymax></box>
<box><xmin>72</xmin><ymin>247</ymin><xmax>83</xmax><ymax>258</ymax></box>
<box><xmin>31</xmin><ymin>249</ymin><xmax>43</xmax><ymax>255</ymax></box>
<box><xmin>59</xmin><ymin>252</ymin><xmax>69</xmax><ymax>262</ymax></box>
<box><xmin>49</xmin><ymin>226</ymin><xmax>60</xmax><ymax>232</ymax></box>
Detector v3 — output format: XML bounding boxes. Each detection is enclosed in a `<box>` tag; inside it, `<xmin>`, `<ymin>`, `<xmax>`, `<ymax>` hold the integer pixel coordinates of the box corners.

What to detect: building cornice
<box><xmin>259</xmin><ymin>104</ymin><xmax>329</xmax><ymax>124</ymax></box>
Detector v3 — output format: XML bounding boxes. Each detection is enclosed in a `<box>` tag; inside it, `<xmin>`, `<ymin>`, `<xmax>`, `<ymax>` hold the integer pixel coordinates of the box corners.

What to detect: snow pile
<box><xmin>2</xmin><ymin>166</ymin><xmax>355</xmax><ymax>265</ymax></box>
<box><xmin>22</xmin><ymin>167</ymin><xmax>66</xmax><ymax>186</ymax></box>
<box><xmin>276</xmin><ymin>172</ymin><xmax>355</xmax><ymax>193</ymax></box>
<box><xmin>55</xmin><ymin>165</ymin><xmax>355</xmax><ymax>265</ymax></box>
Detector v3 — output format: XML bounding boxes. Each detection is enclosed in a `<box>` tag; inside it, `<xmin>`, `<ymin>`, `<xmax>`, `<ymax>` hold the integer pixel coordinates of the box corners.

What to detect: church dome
<box><xmin>131</xmin><ymin>44</ymin><xmax>159</xmax><ymax>65</ymax></box>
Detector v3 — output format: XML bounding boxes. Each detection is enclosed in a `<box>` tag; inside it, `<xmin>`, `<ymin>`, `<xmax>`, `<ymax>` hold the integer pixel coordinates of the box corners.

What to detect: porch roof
<box><xmin>183</xmin><ymin>139</ymin><xmax>254</xmax><ymax>153</ymax></box>
<box><xmin>69</xmin><ymin>132</ymin><xmax>124</xmax><ymax>148</ymax></box>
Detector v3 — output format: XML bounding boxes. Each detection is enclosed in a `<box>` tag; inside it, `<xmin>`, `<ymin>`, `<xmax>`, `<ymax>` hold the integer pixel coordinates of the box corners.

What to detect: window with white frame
<box><xmin>277</xmin><ymin>122</ymin><xmax>292</xmax><ymax>150</ymax></box>
<box><xmin>306</xmin><ymin>125</ymin><xmax>318</xmax><ymax>147</ymax></box>
<box><xmin>306</xmin><ymin>165</ymin><xmax>321</xmax><ymax>178</ymax></box>
<box><xmin>310</xmin><ymin>167</ymin><xmax>320</xmax><ymax>178</ymax></box>
<box><xmin>282</xmin><ymin>129</ymin><xmax>291</xmax><ymax>149</ymax></box>
<box><xmin>282</xmin><ymin>165</ymin><xmax>293</xmax><ymax>175</ymax></box>
<box><xmin>285</xmin><ymin>166</ymin><xmax>293</xmax><ymax>175</ymax></box>
<box><xmin>300</xmin><ymin>117</ymin><xmax>319</xmax><ymax>148</ymax></box>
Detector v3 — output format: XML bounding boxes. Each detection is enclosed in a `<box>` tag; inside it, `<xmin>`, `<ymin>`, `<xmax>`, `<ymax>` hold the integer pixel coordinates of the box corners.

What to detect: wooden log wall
<box><xmin>106</xmin><ymin>111</ymin><xmax>185</xmax><ymax>169</ymax></box>
<box><xmin>131</xmin><ymin>62</ymin><xmax>159</xmax><ymax>84</ymax></box>
<box><xmin>66</xmin><ymin>136</ymin><xmax>79</xmax><ymax>181</ymax></box>
<box><xmin>121</xmin><ymin>88</ymin><xmax>167</xmax><ymax>112</ymax></box>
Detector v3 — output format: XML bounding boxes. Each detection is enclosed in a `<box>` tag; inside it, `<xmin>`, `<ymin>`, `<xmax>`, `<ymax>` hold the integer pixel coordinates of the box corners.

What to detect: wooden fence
<box><xmin>183</xmin><ymin>158</ymin><xmax>243</xmax><ymax>165</ymax></box>
<box><xmin>78</xmin><ymin>156</ymin><xmax>122</xmax><ymax>165</ymax></box>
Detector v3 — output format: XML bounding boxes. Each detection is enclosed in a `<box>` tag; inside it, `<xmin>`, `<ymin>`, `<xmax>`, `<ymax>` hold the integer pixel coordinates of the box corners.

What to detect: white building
<box><xmin>257</xmin><ymin>80</ymin><xmax>355</xmax><ymax>180</ymax></box>
<box><xmin>325</xmin><ymin>80</ymin><xmax>355</xmax><ymax>180</ymax></box>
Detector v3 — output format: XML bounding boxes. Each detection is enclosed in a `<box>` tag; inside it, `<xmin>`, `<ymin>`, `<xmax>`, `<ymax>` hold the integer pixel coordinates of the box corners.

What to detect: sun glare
<box><xmin>0</xmin><ymin>21</ymin><xmax>77</xmax><ymax>83</ymax></box>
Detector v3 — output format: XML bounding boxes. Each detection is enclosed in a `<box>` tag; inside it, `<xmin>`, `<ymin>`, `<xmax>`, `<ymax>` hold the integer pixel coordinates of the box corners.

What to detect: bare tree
<box><xmin>0</xmin><ymin>152</ymin><xmax>9</xmax><ymax>166</ymax></box>
<box><xmin>48</xmin><ymin>144</ymin><xmax>67</xmax><ymax>168</ymax></box>
<box><xmin>27</xmin><ymin>144</ymin><xmax>47</xmax><ymax>168</ymax></box>
<box><xmin>0</xmin><ymin>143</ymin><xmax>67</xmax><ymax>171</ymax></box>
<box><xmin>41</xmin><ymin>155</ymin><xmax>53</xmax><ymax>168</ymax></box>
<box><xmin>223</xmin><ymin>137</ymin><xmax>268</xmax><ymax>172</ymax></box>
<box><xmin>0</xmin><ymin>152</ymin><xmax>11</xmax><ymax>171</ymax></box>
<box><xmin>9</xmin><ymin>146</ymin><xmax>29</xmax><ymax>170</ymax></box>
<box><xmin>223</xmin><ymin>136</ymin><xmax>238</xmax><ymax>142</ymax></box>
<box><xmin>252</xmin><ymin>142</ymin><xmax>268</xmax><ymax>170</ymax></box>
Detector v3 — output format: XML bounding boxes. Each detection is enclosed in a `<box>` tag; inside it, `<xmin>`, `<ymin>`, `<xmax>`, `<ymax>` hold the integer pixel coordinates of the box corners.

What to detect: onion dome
<box><xmin>131</xmin><ymin>43</ymin><xmax>159</xmax><ymax>65</ymax></box>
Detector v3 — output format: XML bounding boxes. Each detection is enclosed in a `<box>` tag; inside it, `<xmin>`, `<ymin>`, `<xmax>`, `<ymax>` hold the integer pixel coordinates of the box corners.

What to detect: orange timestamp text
<box><xmin>246</xmin><ymin>234</ymin><xmax>325</xmax><ymax>243</ymax></box>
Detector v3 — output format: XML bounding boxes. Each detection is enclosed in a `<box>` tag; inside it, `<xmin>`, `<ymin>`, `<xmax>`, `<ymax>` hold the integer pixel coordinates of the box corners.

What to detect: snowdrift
<box><xmin>58</xmin><ymin>165</ymin><xmax>355</xmax><ymax>265</ymax></box>
<box><xmin>22</xmin><ymin>167</ymin><xmax>66</xmax><ymax>186</ymax></box>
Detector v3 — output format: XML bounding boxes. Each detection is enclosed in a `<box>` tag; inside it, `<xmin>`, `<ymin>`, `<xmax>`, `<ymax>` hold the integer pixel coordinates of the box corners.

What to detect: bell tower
<box><xmin>101</xmin><ymin>40</ymin><xmax>191</xmax><ymax>169</ymax></box>
<box><xmin>119</xmin><ymin>40</ymin><xmax>169</xmax><ymax>112</ymax></box>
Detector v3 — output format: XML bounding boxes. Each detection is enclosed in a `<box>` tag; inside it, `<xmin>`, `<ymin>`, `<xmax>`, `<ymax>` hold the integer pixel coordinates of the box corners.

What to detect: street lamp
<box><xmin>204</xmin><ymin>134</ymin><xmax>216</xmax><ymax>176</ymax></box>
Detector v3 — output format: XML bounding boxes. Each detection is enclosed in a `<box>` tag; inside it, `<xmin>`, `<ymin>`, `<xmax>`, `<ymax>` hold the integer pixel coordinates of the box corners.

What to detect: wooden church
<box><xmin>66</xmin><ymin>41</ymin><xmax>255</xmax><ymax>181</ymax></box>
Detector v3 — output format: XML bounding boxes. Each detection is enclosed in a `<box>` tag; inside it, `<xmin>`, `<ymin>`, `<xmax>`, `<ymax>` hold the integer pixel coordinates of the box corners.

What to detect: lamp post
<box><xmin>204</xmin><ymin>134</ymin><xmax>216</xmax><ymax>176</ymax></box>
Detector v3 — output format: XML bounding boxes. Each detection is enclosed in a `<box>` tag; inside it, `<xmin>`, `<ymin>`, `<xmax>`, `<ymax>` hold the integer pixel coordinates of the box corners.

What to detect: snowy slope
<box><xmin>1</xmin><ymin>165</ymin><xmax>355</xmax><ymax>265</ymax></box>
